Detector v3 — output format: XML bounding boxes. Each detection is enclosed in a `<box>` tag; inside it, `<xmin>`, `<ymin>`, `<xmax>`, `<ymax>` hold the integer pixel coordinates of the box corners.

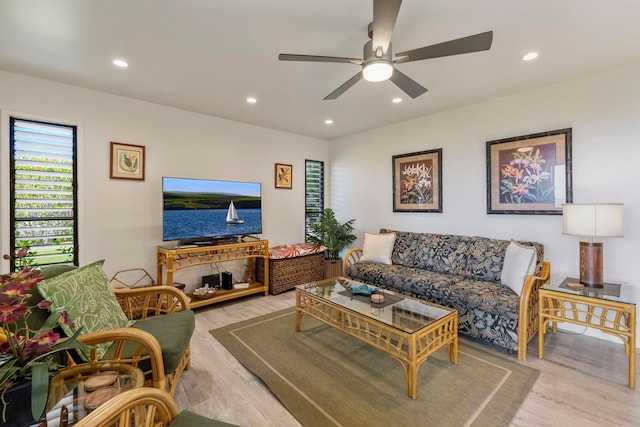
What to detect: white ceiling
<box><xmin>1</xmin><ymin>0</ymin><xmax>640</xmax><ymax>140</ymax></box>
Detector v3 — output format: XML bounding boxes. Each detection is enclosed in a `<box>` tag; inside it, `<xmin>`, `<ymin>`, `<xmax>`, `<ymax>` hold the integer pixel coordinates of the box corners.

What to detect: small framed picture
<box><xmin>392</xmin><ymin>149</ymin><xmax>442</xmax><ymax>212</ymax></box>
<box><xmin>110</xmin><ymin>142</ymin><xmax>145</xmax><ymax>181</ymax></box>
<box><xmin>486</xmin><ymin>128</ymin><xmax>572</xmax><ymax>214</ymax></box>
<box><xmin>275</xmin><ymin>163</ymin><xmax>292</xmax><ymax>189</ymax></box>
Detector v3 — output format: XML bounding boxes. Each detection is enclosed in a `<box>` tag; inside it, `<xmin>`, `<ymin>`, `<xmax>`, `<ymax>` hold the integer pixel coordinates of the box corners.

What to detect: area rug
<box><xmin>210</xmin><ymin>308</ymin><xmax>539</xmax><ymax>427</ymax></box>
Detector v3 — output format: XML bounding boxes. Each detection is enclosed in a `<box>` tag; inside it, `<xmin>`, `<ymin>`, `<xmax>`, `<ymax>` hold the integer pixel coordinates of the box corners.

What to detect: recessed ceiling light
<box><xmin>521</xmin><ymin>52</ymin><xmax>539</xmax><ymax>61</ymax></box>
<box><xmin>112</xmin><ymin>59</ymin><xmax>128</xmax><ymax>68</ymax></box>
<box><xmin>392</xmin><ymin>97</ymin><xmax>402</xmax><ymax>103</ymax></box>
<box><xmin>325</xmin><ymin>119</ymin><xmax>333</xmax><ymax>125</ymax></box>
<box><xmin>246</xmin><ymin>97</ymin><xmax>257</xmax><ymax>103</ymax></box>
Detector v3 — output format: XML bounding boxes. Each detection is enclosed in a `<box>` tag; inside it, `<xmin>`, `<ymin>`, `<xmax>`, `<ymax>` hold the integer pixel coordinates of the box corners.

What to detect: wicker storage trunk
<box><xmin>256</xmin><ymin>251</ymin><xmax>325</xmax><ymax>295</ymax></box>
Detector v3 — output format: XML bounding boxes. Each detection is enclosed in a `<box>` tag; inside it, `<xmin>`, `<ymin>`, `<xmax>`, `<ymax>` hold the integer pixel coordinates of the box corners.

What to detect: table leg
<box><xmin>295</xmin><ymin>290</ymin><xmax>302</xmax><ymax>332</ymax></box>
<box><xmin>538</xmin><ymin>311</ymin><xmax>545</xmax><ymax>359</ymax></box>
<box><xmin>406</xmin><ymin>364</ymin><xmax>417</xmax><ymax>400</ymax></box>
<box><xmin>629</xmin><ymin>311</ymin><xmax>636</xmax><ymax>389</ymax></box>
<box><xmin>449</xmin><ymin>335</ymin><xmax>459</xmax><ymax>364</ymax></box>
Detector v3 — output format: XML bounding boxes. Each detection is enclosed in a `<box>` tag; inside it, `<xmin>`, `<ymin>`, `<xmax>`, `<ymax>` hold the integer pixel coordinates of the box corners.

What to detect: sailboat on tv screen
<box><xmin>225</xmin><ymin>201</ymin><xmax>244</xmax><ymax>225</ymax></box>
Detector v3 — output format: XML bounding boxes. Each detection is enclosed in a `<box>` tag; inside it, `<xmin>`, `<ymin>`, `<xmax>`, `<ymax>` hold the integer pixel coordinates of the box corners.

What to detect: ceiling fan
<box><xmin>279</xmin><ymin>0</ymin><xmax>493</xmax><ymax>100</ymax></box>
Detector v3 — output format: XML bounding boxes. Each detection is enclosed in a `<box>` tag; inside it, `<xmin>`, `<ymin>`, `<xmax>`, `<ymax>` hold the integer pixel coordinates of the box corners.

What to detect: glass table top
<box><xmin>544</xmin><ymin>277</ymin><xmax>636</xmax><ymax>306</ymax></box>
<box><xmin>296</xmin><ymin>277</ymin><xmax>454</xmax><ymax>334</ymax></box>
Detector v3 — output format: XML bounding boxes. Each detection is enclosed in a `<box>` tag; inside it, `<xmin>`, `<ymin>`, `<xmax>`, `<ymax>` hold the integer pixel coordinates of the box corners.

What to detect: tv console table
<box><xmin>157</xmin><ymin>240</ymin><xmax>269</xmax><ymax>309</ymax></box>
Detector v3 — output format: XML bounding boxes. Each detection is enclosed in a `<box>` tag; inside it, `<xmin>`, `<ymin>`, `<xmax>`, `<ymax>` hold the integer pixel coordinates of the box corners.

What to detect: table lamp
<box><xmin>562</xmin><ymin>203</ymin><xmax>624</xmax><ymax>287</ymax></box>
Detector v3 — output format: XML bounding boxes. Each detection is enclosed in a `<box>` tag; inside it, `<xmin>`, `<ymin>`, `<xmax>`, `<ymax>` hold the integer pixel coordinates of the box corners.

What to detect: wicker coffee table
<box><xmin>295</xmin><ymin>277</ymin><xmax>458</xmax><ymax>399</ymax></box>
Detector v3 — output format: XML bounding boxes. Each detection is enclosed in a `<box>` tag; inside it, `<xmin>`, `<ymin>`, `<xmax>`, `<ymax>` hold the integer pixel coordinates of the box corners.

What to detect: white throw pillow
<box><xmin>359</xmin><ymin>232</ymin><xmax>396</xmax><ymax>265</ymax></box>
<box><xmin>500</xmin><ymin>240</ymin><xmax>537</xmax><ymax>296</ymax></box>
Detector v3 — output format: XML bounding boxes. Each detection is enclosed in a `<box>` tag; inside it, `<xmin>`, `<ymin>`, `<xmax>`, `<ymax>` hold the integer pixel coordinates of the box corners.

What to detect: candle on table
<box><xmin>371</xmin><ymin>293</ymin><xmax>384</xmax><ymax>304</ymax></box>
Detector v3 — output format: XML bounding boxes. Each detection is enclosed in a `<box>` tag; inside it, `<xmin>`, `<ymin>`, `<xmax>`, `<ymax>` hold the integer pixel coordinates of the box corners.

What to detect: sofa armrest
<box><xmin>343</xmin><ymin>248</ymin><xmax>363</xmax><ymax>276</ymax></box>
<box><xmin>114</xmin><ymin>286</ymin><xmax>191</xmax><ymax>320</ymax></box>
<box><xmin>517</xmin><ymin>261</ymin><xmax>551</xmax><ymax>361</ymax></box>
<box><xmin>64</xmin><ymin>327</ymin><xmax>167</xmax><ymax>391</ymax></box>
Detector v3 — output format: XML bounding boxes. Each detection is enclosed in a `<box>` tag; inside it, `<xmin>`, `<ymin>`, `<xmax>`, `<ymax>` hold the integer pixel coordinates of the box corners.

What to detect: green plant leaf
<box><xmin>30</xmin><ymin>362</ymin><xmax>49</xmax><ymax>421</ymax></box>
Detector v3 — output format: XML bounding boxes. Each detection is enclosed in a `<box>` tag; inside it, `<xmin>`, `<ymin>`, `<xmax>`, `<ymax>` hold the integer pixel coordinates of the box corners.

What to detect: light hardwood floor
<box><xmin>174</xmin><ymin>292</ymin><xmax>639</xmax><ymax>427</ymax></box>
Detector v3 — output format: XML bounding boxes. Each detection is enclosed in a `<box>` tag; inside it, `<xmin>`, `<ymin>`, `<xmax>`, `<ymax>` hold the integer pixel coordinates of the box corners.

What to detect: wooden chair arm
<box><xmin>343</xmin><ymin>248</ymin><xmax>363</xmax><ymax>276</ymax></box>
<box><xmin>64</xmin><ymin>327</ymin><xmax>166</xmax><ymax>391</ymax></box>
<box><xmin>114</xmin><ymin>286</ymin><xmax>191</xmax><ymax>320</ymax></box>
<box><xmin>75</xmin><ymin>387</ymin><xmax>178</xmax><ymax>427</ymax></box>
<box><xmin>517</xmin><ymin>261</ymin><xmax>551</xmax><ymax>361</ymax></box>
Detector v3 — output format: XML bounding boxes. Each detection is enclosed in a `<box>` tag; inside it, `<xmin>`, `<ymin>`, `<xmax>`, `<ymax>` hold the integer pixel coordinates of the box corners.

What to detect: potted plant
<box><xmin>0</xmin><ymin>248</ymin><xmax>87</xmax><ymax>425</ymax></box>
<box><xmin>306</xmin><ymin>208</ymin><xmax>356</xmax><ymax>278</ymax></box>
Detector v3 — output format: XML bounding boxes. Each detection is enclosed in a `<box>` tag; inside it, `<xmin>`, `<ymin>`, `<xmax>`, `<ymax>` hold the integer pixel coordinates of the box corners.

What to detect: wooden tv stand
<box><xmin>157</xmin><ymin>240</ymin><xmax>269</xmax><ymax>309</ymax></box>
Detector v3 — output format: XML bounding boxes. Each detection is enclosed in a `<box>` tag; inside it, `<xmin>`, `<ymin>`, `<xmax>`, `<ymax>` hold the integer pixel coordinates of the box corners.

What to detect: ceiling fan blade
<box><xmin>279</xmin><ymin>54</ymin><xmax>362</xmax><ymax>64</ymax></box>
<box><xmin>372</xmin><ymin>0</ymin><xmax>402</xmax><ymax>55</ymax></box>
<box><xmin>394</xmin><ymin>31</ymin><xmax>493</xmax><ymax>63</ymax></box>
<box><xmin>324</xmin><ymin>72</ymin><xmax>363</xmax><ymax>100</ymax></box>
<box><xmin>389</xmin><ymin>69</ymin><xmax>427</xmax><ymax>98</ymax></box>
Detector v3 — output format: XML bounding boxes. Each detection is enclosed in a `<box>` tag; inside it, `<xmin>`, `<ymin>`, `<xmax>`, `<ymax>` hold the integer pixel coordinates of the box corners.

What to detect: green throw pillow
<box><xmin>38</xmin><ymin>259</ymin><xmax>132</xmax><ymax>360</ymax></box>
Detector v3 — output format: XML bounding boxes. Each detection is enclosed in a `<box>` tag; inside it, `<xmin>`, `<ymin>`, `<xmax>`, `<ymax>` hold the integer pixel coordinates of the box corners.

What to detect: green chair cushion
<box><xmin>128</xmin><ymin>309</ymin><xmax>195</xmax><ymax>374</ymax></box>
<box><xmin>170</xmin><ymin>410</ymin><xmax>239</xmax><ymax>427</ymax></box>
<box><xmin>38</xmin><ymin>260</ymin><xmax>132</xmax><ymax>360</ymax></box>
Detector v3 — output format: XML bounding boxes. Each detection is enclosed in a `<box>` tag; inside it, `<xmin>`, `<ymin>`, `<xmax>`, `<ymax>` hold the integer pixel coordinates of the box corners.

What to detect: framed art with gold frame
<box><xmin>275</xmin><ymin>163</ymin><xmax>292</xmax><ymax>189</ymax></box>
<box><xmin>110</xmin><ymin>142</ymin><xmax>145</xmax><ymax>181</ymax></box>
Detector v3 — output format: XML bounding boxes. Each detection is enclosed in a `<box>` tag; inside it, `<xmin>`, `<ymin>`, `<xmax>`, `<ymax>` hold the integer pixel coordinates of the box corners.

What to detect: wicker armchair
<box><xmin>35</xmin><ymin>265</ymin><xmax>194</xmax><ymax>397</ymax></box>
<box><xmin>69</xmin><ymin>285</ymin><xmax>193</xmax><ymax>396</ymax></box>
<box><xmin>75</xmin><ymin>387</ymin><xmax>236</xmax><ymax>427</ymax></box>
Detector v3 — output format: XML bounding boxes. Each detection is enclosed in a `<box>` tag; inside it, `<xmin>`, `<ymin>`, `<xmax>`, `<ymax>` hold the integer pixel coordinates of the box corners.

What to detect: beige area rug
<box><xmin>210</xmin><ymin>307</ymin><xmax>539</xmax><ymax>427</ymax></box>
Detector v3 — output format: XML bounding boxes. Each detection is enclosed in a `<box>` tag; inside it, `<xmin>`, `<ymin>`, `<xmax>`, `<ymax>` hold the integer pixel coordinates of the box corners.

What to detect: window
<box><xmin>305</xmin><ymin>159</ymin><xmax>324</xmax><ymax>241</ymax></box>
<box><xmin>9</xmin><ymin>117</ymin><xmax>78</xmax><ymax>269</ymax></box>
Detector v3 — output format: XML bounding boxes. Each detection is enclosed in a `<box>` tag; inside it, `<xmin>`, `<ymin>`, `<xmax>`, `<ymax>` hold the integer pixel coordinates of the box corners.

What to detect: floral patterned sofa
<box><xmin>343</xmin><ymin>230</ymin><xmax>550</xmax><ymax>360</ymax></box>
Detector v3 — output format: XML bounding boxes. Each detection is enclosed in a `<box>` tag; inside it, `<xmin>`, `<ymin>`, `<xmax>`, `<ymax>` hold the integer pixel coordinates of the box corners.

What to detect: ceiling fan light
<box><xmin>362</xmin><ymin>60</ymin><xmax>393</xmax><ymax>82</ymax></box>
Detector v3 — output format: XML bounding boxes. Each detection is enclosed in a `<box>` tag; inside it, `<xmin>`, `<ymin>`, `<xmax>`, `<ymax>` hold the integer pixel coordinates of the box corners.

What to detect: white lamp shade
<box><xmin>562</xmin><ymin>203</ymin><xmax>624</xmax><ymax>237</ymax></box>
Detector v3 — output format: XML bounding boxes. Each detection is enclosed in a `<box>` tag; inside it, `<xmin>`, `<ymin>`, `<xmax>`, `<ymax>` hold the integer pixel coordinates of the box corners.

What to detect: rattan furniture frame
<box><xmin>296</xmin><ymin>278</ymin><xmax>458</xmax><ymax>399</ymax></box>
<box><xmin>64</xmin><ymin>286</ymin><xmax>192</xmax><ymax>397</ymax></box>
<box><xmin>538</xmin><ymin>280</ymin><xmax>636</xmax><ymax>388</ymax></box>
<box><xmin>157</xmin><ymin>240</ymin><xmax>269</xmax><ymax>308</ymax></box>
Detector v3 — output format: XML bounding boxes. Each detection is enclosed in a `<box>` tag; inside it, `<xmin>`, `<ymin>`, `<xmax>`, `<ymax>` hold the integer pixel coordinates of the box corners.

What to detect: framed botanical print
<box><xmin>486</xmin><ymin>128</ymin><xmax>572</xmax><ymax>214</ymax></box>
<box><xmin>392</xmin><ymin>149</ymin><xmax>442</xmax><ymax>212</ymax></box>
<box><xmin>275</xmin><ymin>163</ymin><xmax>292</xmax><ymax>189</ymax></box>
<box><xmin>110</xmin><ymin>142</ymin><xmax>145</xmax><ymax>181</ymax></box>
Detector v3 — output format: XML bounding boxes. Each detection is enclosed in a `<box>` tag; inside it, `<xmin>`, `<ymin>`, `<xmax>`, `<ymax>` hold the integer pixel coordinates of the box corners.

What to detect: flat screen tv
<box><xmin>162</xmin><ymin>177</ymin><xmax>262</xmax><ymax>243</ymax></box>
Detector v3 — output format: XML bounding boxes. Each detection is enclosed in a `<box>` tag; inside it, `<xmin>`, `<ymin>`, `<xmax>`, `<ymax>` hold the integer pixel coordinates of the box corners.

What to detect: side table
<box><xmin>537</xmin><ymin>277</ymin><xmax>636</xmax><ymax>388</ymax></box>
<box><xmin>44</xmin><ymin>363</ymin><xmax>144</xmax><ymax>426</ymax></box>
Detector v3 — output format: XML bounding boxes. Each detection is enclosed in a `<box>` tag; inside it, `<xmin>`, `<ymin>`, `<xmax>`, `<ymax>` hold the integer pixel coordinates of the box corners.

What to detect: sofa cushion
<box><xmin>346</xmin><ymin>262</ymin><xmax>460</xmax><ymax>295</ymax></box>
<box><xmin>129</xmin><ymin>309</ymin><xmax>195</xmax><ymax>374</ymax></box>
<box><xmin>501</xmin><ymin>241</ymin><xmax>537</xmax><ymax>295</ymax></box>
<box><xmin>381</xmin><ymin>229</ymin><xmax>422</xmax><ymax>267</ymax></box>
<box><xmin>464</xmin><ymin>237</ymin><xmax>509</xmax><ymax>283</ymax></box>
<box><xmin>359</xmin><ymin>232</ymin><xmax>396</xmax><ymax>264</ymax></box>
<box><xmin>413</xmin><ymin>234</ymin><xmax>474</xmax><ymax>276</ymax></box>
<box><xmin>38</xmin><ymin>260</ymin><xmax>133</xmax><ymax>360</ymax></box>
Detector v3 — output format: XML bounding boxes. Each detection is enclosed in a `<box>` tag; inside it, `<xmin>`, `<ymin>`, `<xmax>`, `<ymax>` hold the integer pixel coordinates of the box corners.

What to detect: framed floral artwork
<box><xmin>275</xmin><ymin>163</ymin><xmax>292</xmax><ymax>189</ymax></box>
<box><xmin>392</xmin><ymin>149</ymin><xmax>442</xmax><ymax>212</ymax></box>
<box><xmin>110</xmin><ymin>142</ymin><xmax>145</xmax><ymax>180</ymax></box>
<box><xmin>486</xmin><ymin>128</ymin><xmax>572</xmax><ymax>214</ymax></box>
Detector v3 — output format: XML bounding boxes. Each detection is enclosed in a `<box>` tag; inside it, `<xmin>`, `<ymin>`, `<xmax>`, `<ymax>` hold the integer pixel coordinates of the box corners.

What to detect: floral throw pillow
<box><xmin>38</xmin><ymin>259</ymin><xmax>132</xmax><ymax>360</ymax></box>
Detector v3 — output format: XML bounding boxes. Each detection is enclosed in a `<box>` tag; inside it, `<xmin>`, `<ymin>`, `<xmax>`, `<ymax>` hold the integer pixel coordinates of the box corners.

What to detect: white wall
<box><xmin>329</xmin><ymin>61</ymin><xmax>640</xmax><ymax>344</ymax></box>
<box><xmin>0</xmin><ymin>70</ymin><xmax>328</xmax><ymax>287</ymax></box>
